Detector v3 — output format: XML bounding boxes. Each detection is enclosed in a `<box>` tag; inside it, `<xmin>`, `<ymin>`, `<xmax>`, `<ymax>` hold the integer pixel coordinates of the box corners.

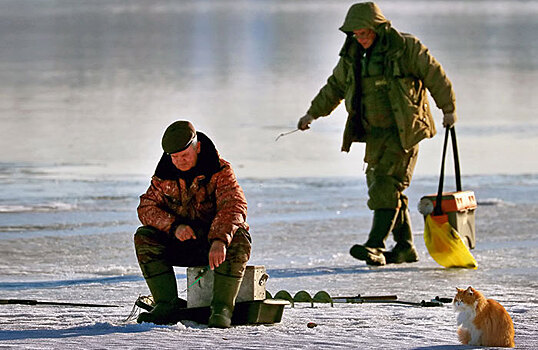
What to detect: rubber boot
<box><xmin>384</xmin><ymin>207</ymin><xmax>419</xmax><ymax>264</ymax></box>
<box><xmin>208</xmin><ymin>267</ymin><xmax>244</xmax><ymax>328</ymax></box>
<box><xmin>208</xmin><ymin>272</ymin><xmax>242</xmax><ymax>328</ymax></box>
<box><xmin>350</xmin><ymin>209</ymin><xmax>398</xmax><ymax>266</ymax></box>
<box><xmin>137</xmin><ymin>272</ymin><xmax>184</xmax><ymax>325</ymax></box>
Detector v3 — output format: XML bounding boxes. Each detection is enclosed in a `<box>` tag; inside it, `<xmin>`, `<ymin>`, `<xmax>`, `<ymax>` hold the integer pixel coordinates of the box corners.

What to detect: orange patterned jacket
<box><xmin>137</xmin><ymin>132</ymin><xmax>248</xmax><ymax>247</ymax></box>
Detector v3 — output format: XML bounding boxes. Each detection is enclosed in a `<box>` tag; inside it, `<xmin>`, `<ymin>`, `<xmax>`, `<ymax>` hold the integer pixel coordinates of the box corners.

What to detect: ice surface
<box><xmin>0</xmin><ymin>168</ymin><xmax>536</xmax><ymax>348</ymax></box>
<box><xmin>1</xmin><ymin>0</ymin><xmax>537</xmax><ymax>347</ymax></box>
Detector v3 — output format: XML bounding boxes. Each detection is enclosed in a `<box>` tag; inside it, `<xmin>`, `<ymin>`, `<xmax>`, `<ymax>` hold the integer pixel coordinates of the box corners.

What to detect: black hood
<box><xmin>154</xmin><ymin>131</ymin><xmax>221</xmax><ymax>181</ymax></box>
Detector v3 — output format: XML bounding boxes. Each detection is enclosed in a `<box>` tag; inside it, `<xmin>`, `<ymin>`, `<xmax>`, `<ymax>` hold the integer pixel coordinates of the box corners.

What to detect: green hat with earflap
<box><xmin>161</xmin><ymin>120</ymin><xmax>197</xmax><ymax>154</ymax></box>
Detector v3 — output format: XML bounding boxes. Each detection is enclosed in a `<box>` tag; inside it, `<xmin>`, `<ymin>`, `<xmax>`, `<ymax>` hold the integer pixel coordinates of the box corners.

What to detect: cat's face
<box><xmin>453</xmin><ymin>286</ymin><xmax>478</xmax><ymax>311</ymax></box>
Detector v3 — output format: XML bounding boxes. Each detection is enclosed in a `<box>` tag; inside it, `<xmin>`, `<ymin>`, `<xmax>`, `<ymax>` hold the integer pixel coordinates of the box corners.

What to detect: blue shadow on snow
<box><xmin>0</xmin><ymin>275</ymin><xmax>147</xmax><ymax>290</ymax></box>
<box><xmin>0</xmin><ymin>265</ymin><xmax>448</xmax><ymax>291</ymax></box>
<box><xmin>0</xmin><ymin>322</ymin><xmax>159</xmax><ymax>341</ymax></box>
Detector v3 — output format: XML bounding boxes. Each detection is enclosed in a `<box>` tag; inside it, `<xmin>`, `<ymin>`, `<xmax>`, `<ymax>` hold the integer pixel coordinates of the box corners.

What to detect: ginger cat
<box><xmin>453</xmin><ymin>286</ymin><xmax>515</xmax><ymax>347</ymax></box>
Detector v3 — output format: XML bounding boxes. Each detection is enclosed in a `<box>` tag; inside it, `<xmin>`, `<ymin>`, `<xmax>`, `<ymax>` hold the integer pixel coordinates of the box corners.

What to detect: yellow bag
<box><xmin>421</xmin><ymin>127</ymin><xmax>478</xmax><ymax>269</ymax></box>
<box><xmin>424</xmin><ymin>214</ymin><xmax>477</xmax><ymax>269</ymax></box>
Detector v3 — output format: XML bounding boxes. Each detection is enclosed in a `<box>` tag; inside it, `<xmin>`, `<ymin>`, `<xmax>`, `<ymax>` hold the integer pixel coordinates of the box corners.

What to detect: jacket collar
<box><xmin>154</xmin><ymin>131</ymin><xmax>221</xmax><ymax>181</ymax></box>
<box><xmin>339</xmin><ymin>25</ymin><xmax>405</xmax><ymax>61</ymax></box>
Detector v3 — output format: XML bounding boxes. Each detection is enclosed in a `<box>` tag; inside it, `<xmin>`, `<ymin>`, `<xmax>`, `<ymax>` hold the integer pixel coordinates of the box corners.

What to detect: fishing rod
<box><xmin>179</xmin><ymin>265</ymin><xmax>211</xmax><ymax>293</ymax></box>
<box><xmin>0</xmin><ymin>298</ymin><xmax>119</xmax><ymax>308</ymax></box>
<box><xmin>275</xmin><ymin>128</ymin><xmax>299</xmax><ymax>141</ymax></box>
<box><xmin>332</xmin><ymin>298</ymin><xmax>444</xmax><ymax>307</ymax></box>
<box><xmin>331</xmin><ymin>294</ymin><xmax>398</xmax><ymax>302</ymax></box>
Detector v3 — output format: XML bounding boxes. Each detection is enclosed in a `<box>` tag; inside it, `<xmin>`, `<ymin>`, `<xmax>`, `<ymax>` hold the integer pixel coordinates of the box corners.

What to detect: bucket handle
<box><xmin>434</xmin><ymin>127</ymin><xmax>462</xmax><ymax>216</ymax></box>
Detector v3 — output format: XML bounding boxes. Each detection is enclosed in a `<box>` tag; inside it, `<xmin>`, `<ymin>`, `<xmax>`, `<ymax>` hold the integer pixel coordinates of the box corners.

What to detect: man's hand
<box><xmin>209</xmin><ymin>240</ymin><xmax>227</xmax><ymax>270</ymax></box>
<box><xmin>443</xmin><ymin>112</ymin><xmax>457</xmax><ymax>128</ymax></box>
<box><xmin>174</xmin><ymin>224</ymin><xmax>196</xmax><ymax>241</ymax></box>
<box><xmin>297</xmin><ymin>114</ymin><xmax>315</xmax><ymax>130</ymax></box>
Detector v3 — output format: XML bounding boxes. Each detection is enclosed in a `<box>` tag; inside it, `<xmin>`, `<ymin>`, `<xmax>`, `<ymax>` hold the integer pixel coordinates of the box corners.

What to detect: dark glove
<box><xmin>443</xmin><ymin>112</ymin><xmax>457</xmax><ymax>128</ymax></box>
<box><xmin>297</xmin><ymin>114</ymin><xmax>315</xmax><ymax>130</ymax></box>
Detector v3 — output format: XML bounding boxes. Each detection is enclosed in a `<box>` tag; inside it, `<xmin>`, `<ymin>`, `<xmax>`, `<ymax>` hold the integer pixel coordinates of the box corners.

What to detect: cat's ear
<box><xmin>456</xmin><ymin>287</ymin><xmax>463</xmax><ymax>292</ymax></box>
<box><xmin>466</xmin><ymin>286</ymin><xmax>473</xmax><ymax>295</ymax></box>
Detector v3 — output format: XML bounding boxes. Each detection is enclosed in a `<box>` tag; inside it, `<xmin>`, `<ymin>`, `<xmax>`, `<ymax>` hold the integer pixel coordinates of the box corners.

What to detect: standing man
<box><xmin>297</xmin><ymin>2</ymin><xmax>457</xmax><ymax>266</ymax></box>
<box><xmin>134</xmin><ymin>120</ymin><xmax>251</xmax><ymax>328</ymax></box>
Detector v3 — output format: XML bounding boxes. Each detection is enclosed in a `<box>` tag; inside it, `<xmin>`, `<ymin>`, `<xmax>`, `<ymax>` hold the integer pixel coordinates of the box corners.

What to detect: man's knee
<box><xmin>227</xmin><ymin>228</ymin><xmax>251</xmax><ymax>262</ymax></box>
<box><xmin>218</xmin><ymin>228</ymin><xmax>251</xmax><ymax>277</ymax></box>
<box><xmin>134</xmin><ymin>226</ymin><xmax>168</xmax><ymax>264</ymax></box>
<box><xmin>134</xmin><ymin>227</ymin><xmax>175</xmax><ymax>278</ymax></box>
<box><xmin>367</xmin><ymin>176</ymin><xmax>401</xmax><ymax>210</ymax></box>
<box><xmin>134</xmin><ymin>226</ymin><xmax>159</xmax><ymax>245</ymax></box>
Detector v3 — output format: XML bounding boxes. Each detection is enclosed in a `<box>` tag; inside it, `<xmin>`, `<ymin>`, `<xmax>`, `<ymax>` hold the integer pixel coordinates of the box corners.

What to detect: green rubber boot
<box><xmin>208</xmin><ymin>272</ymin><xmax>242</xmax><ymax>328</ymax></box>
<box><xmin>350</xmin><ymin>209</ymin><xmax>398</xmax><ymax>266</ymax></box>
<box><xmin>137</xmin><ymin>271</ymin><xmax>183</xmax><ymax>325</ymax></box>
<box><xmin>384</xmin><ymin>206</ymin><xmax>419</xmax><ymax>264</ymax></box>
<box><xmin>208</xmin><ymin>266</ymin><xmax>244</xmax><ymax>328</ymax></box>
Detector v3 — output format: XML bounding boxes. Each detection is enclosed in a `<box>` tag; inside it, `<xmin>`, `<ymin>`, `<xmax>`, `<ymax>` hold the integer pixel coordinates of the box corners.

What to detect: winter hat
<box><xmin>161</xmin><ymin>120</ymin><xmax>197</xmax><ymax>154</ymax></box>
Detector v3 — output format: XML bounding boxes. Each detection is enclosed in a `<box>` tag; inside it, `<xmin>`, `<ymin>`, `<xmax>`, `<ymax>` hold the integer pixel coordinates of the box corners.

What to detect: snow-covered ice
<box><xmin>1</xmin><ymin>172</ymin><xmax>536</xmax><ymax>349</ymax></box>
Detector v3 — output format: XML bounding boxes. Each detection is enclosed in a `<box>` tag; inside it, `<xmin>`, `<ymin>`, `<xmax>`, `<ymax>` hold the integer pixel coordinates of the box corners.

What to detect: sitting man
<box><xmin>134</xmin><ymin>120</ymin><xmax>251</xmax><ymax>328</ymax></box>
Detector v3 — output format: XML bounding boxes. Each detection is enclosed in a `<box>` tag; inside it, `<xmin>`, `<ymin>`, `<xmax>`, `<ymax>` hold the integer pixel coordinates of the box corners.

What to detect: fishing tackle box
<box><xmin>179</xmin><ymin>265</ymin><xmax>287</xmax><ymax>325</ymax></box>
<box><xmin>419</xmin><ymin>190</ymin><xmax>477</xmax><ymax>249</ymax></box>
<box><xmin>418</xmin><ymin>127</ymin><xmax>477</xmax><ymax>250</ymax></box>
<box><xmin>187</xmin><ymin>265</ymin><xmax>268</xmax><ymax>308</ymax></box>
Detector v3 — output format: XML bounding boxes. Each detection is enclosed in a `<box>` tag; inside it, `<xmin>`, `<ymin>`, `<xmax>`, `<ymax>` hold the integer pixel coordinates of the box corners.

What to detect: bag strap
<box><xmin>434</xmin><ymin>127</ymin><xmax>462</xmax><ymax>216</ymax></box>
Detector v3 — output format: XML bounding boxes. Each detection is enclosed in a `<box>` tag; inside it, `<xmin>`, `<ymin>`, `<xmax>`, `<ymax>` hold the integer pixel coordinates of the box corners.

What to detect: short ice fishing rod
<box><xmin>0</xmin><ymin>298</ymin><xmax>119</xmax><ymax>308</ymax></box>
<box><xmin>178</xmin><ymin>265</ymin><xmax>211</xmax><ymax>294</ymax></box>
<box><xmin>275</xmin><ymin>128</ymin><xmax>299</xmax><ymax>141</ymax></box>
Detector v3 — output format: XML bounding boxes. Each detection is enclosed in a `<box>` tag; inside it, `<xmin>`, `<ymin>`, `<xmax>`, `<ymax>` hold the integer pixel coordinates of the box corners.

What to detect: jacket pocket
<box><xmin>389</xmin><ymin>78</ymin><xmax>434</xmax><ymax>150</ymax></box>
<box><xmin>397</xmin><ymin>76</ymin><xmax>422</xmax><ymax>105</ymax></box>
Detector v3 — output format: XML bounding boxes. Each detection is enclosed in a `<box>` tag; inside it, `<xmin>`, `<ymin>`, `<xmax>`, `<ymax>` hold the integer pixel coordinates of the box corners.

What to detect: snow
<box><xmin>1</xmin><ymin>0</ymin><xmax>537</xmax><ymax>347</ymax></box>
<box><xmin>1</xmin><ymin>175</ymin><xmax>537</xmax><ymax>349</ymax></box>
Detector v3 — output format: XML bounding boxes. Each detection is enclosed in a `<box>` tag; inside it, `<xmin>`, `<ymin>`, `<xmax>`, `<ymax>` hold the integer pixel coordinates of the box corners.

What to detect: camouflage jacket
<box><xmin>308</xmin><ymin>4</ymin><xmax>456</xmax><ymax>152</ymax></box>
<box><xmin>137</xmin><ymin>132</ymin><xmax>248</xmax><ymax>247</ymax></box>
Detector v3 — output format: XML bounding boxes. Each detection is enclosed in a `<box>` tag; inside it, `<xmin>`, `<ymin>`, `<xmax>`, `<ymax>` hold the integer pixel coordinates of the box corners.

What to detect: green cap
<box><xmin>161</xmin><ymin>120</ymin><xmax>197</xmax><ymax>154</ymax></box>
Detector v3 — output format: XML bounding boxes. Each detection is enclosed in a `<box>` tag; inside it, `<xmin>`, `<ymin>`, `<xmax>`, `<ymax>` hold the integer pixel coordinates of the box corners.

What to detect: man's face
<box><xmin>353</xmin><ymin>28</ymin><xmax>376</xmax><ymax>49</ymax></box>
<box><xmin>170</xmin><ymin>141</ymin><xmax>201</xmax><ymax>171</ymax></box>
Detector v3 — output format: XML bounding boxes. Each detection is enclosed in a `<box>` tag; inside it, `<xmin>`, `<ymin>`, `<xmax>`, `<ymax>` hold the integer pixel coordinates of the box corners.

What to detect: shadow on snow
<box><xmin>0</xmin><ymin>322</ymin><xmax>161</xmax><ymax>341</ymax></box>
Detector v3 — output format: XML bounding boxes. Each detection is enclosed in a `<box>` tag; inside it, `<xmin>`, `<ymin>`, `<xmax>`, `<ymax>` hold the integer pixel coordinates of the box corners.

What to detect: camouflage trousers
<box><xmin>364</xmin><ymin>127</ymin><xmax>419</xmax><ymax>210</ymax></box>
<box><xmin>134</xmin><ymin>226</ymin><xmax>252</xmax><ymax>279</ymax></box>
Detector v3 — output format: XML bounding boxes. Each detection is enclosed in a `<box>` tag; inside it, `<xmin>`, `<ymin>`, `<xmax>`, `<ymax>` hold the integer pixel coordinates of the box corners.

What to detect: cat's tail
<box><xmin>457</xmin><ymin>326</ymin><xmax>471</xmax><ymax>344</ymax></box>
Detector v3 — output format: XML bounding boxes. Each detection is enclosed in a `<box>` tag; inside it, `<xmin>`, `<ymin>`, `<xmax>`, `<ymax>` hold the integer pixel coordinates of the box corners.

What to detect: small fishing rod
<box><xmin>187</xmin><ymin>265</ymin><xmax>211</xmax><ymax>289</ymax></box>
<box><xmin>331</xmin><ymin>298</ymin><xmax>444</xmax><ymax>307</ymax></box>
<box><xmin>0</xmin><ymin>298</ymin><xmax>119</xmax><ymax>308</ymax></box>
<box><xmin>275</xmin><ymin>128</ymin><xmax>299</xmax><ymax>141</ymax></box>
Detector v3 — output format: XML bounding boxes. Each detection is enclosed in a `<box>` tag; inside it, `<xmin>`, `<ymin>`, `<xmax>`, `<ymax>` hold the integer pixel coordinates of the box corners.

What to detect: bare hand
<box><xmin>209</xmin><ymin>240</ymin><xmax>227</xmax><ymax>270</ymax></box>
<box><xmin>174</xmin><ymin>224</ymin><xmax>196</xmax><ymax>241</ymax></box>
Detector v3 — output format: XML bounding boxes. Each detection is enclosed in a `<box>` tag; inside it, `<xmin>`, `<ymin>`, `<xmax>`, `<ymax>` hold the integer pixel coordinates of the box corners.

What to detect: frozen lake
<box><xmin>1</xmin><ymin>0</ymin><xmax>537</xmax><ymax>348</ymax></box>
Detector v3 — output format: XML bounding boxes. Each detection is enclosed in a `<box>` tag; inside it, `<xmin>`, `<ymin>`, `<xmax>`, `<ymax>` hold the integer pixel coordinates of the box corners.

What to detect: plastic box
<box><xmin>419</xmin><ymin>190</ymin><xmax>477</xmax><ymax>249</ymax></box>
<box><xmin>187</xmin><ymin>265</ymin><xmax>268</xmax><ymax>308</ymax></box>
